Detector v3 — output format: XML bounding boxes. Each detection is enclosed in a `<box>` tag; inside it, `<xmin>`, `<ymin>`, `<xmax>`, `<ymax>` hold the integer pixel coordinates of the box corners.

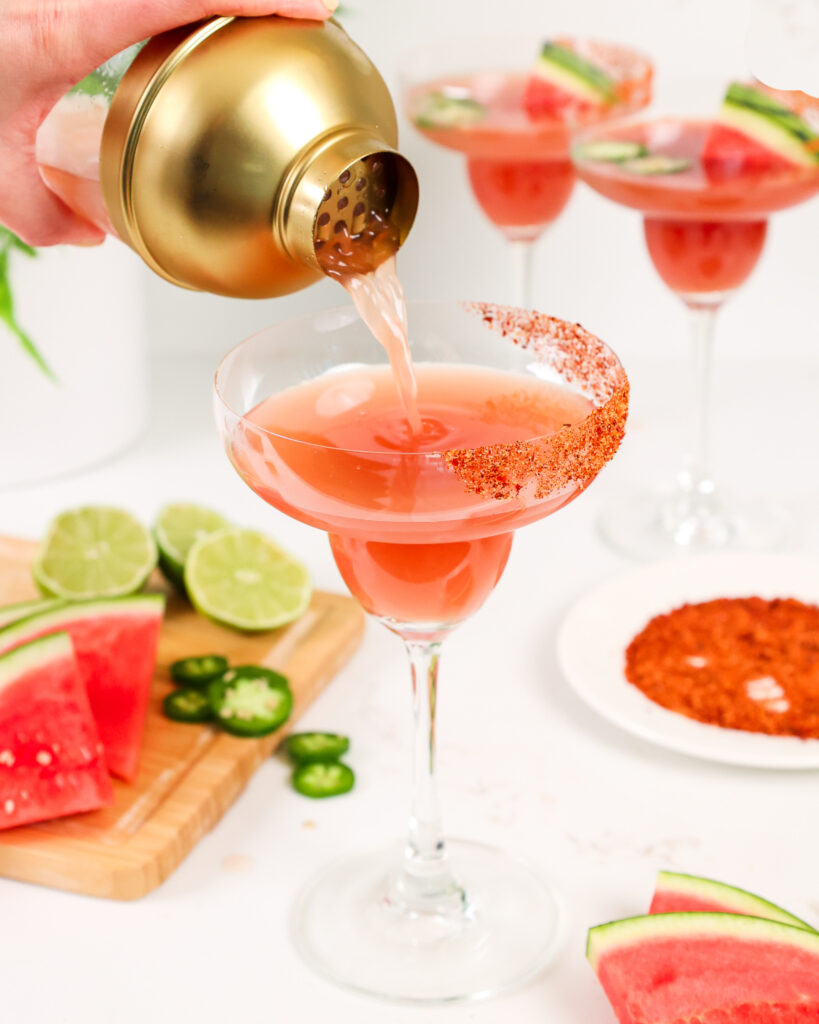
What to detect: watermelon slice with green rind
<box><xmin>703</xmin><ymin>81</ymin><xmax>819</xmax><ymax>176</ymax></box>
<box><xmin>524</xmin><ymin>41</ymin><xmax>616</xmax><ymax>120</ymax></box>
<box><xmin>651</xmin><ymin>871</ymin><xmax>815</xmax><ymax>932</ymax></box>
<box><xmin>0</xmin><ymin>597</ymin><xmax>64</xmax><ymax>630</ymax></box>
<box><xmin>588</xmin><ymin>912</ymin><xmax>819</xmax><ymax>1023</ymax></box>
<box><xmin>0</xmin><ymin>633</ymin><xmax>113</xmax><ymax>830</ymax></box>
<box><xmin>0</xmin><ymin>595</ymin><xmax>164</xmax><ymax>782</ymax></box>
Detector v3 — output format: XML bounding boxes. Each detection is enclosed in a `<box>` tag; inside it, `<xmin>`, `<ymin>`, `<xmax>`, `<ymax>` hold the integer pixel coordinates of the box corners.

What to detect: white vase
<box><xmin>0</xmin><ymin>239</ymin><xmax>148</xmax><ymax>487</ymax></box>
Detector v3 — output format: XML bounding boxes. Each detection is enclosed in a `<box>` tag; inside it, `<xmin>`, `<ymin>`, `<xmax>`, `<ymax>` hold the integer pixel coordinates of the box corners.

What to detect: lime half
<box><xmin>33</xmin><ymin>506</ymin><xmax>157</xmax><ymax>599</ymax></box>
<box><xmin>185</xmin><ymin>527</ymin><xmax>312</xmax><ymax>631</ymax></box>
<box><xmin>154</xmin><ymin>502</ymin><xmax>231</xmax><ymax>591</ymax></box>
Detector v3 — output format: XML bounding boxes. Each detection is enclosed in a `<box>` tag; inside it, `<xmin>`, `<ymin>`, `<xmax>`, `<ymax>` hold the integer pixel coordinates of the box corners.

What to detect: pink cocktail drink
<box><xmin>575</xmin><ymin>118</ymin><xmax>819</xmax><ymax>298</ymax></box>
<box><xmin>404</xmin><ymin>38</ymin><xmax>652</xmax><ymax>305</ymax></box>
<box><xmin>411</xmin><ymin>73</ymin><xmax>581</xmax><ymax>239</ymax></box>
<box><xmin>572</xmin><ymin>86</ymin><xmax>819</xmax><ymax>557</ymax></box>
<box><xmin>215</xmin><ymin>302</ymin><xmax>628</xmax><ymax>1002</ymax></box>
<box><xmin>236</xmin><ymin>363</ymin><xmax>593</xmax><ymax>625</ymax></box>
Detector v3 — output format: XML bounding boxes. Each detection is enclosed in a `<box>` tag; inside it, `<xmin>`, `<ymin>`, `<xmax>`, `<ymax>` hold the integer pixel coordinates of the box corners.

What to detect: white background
<box><xmin>3</xmin><ymin>0</ymin><xmax>819</xmax><ymax>1021</ymax></box>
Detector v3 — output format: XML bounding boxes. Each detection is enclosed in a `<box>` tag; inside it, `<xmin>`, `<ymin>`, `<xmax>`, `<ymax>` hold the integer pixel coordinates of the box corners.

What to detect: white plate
<box><xmin>556</xmin><ymin>554</ymin><xmax>819</xmax><ymax>770</ymax></box>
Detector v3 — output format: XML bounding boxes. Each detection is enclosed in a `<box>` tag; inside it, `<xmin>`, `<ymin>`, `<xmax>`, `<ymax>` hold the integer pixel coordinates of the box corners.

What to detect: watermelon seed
<box><xmin>4</xmin><ymin>799</ymin><xmax>14</xmax><ymax>814</ymax></box>
<box><xmin>0</xmin><ymin>750</ymin><xmax>15</xmax><ymax>766</ymax></box>
<box><xmin>20</xmin><ymin>790</ymin><xmax>29</xmax><ymax>800</ymax></box>
<box><xmin>35</xmin><ymin>750</ymin><xmax>52</xmax><ymax>766</ymax></box>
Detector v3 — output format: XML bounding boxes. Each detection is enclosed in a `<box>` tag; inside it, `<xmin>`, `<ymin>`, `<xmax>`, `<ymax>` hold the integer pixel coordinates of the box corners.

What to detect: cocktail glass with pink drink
<box><xmin>402</xmin><ymin>37</ymin><xmax>652</xmax><ymax>306</ymax></box>
<box><xmin>214</xmin><ymin>300</ymin><xmax>628</xmax><ymax>1003</ymax></box>
<box><xmin>573</xmin><ymin>83</ymin><xmax>819</xmax><ymax>558</ymax></box>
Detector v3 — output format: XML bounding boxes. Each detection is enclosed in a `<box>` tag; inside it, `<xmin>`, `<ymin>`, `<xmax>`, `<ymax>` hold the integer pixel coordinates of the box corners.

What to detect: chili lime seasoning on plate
<box><xmin>625</xmin><ymin>597</ymin><xmax>819</xmax><ymax>738</ymax></box>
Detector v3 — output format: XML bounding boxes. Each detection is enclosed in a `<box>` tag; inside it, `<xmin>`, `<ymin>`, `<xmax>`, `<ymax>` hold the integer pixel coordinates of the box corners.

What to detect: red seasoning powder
<box><xmin>625</xmin><ymin>597</ymin><xmax>819</xmax><ymax>739</ymax></box>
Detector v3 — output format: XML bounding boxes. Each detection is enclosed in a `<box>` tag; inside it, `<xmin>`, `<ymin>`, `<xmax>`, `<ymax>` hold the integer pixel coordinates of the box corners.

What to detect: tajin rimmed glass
<box><xmin>214</xmin><ymin>300</ymin><xmax>628</xmax><ymax>1004</ymax></box>
<box><xmin>573</xmin><ymin>93</ymin><xmax>819</xmax><ymax>560</ymax></box>
<box><xmin>401</xmin><ymin>36</ymin><xmax>653</xmax><ymax>307</ymax></box>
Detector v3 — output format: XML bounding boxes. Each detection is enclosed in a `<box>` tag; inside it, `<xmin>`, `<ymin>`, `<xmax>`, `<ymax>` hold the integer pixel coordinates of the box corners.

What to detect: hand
<box><xmin>0</xmin><ymin>0</ymin><xmax>337</xmax><ymax>246</ymax></box>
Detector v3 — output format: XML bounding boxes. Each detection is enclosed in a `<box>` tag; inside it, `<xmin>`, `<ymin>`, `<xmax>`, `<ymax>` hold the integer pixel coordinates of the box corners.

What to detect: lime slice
<box><xmin>33</xmin><ymin>506</ymin><xmax>157</xmax><ymax>599</ymax></box>
<box><xmin>185</xmin><ymin>528</ymin><xmax>312</xmax><ymax>631</ymax></box>
<box><xmin>154</xmin><ymin>502</ymin><xmax>231</xmax><ymax>591</ymax></box>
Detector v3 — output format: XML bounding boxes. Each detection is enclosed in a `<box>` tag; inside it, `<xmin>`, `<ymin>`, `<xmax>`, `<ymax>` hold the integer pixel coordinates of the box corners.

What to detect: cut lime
<box><xmin>33</xmin><ymin>506</ymin><xmax>157</xmax><ymax>600</ymax></box>
<box><xmin>185</xmin><ymin>528</ymin><xmax>311</xmax><ymax>632</ymax></box>
<box><xmin>154</xmin><ymin>502</ymin><xmax>231</xmax><ymax>591</ymax></box>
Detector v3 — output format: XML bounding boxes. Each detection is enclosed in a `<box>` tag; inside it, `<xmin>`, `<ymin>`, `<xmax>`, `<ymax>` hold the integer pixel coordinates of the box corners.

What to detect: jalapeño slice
<box><xmin>163</xmin><ymin>687</ymin><xmax>214</xmax><ymax>723</ymax></box>
<box><xmin>208</xmin><ymin>672</ymin><xmax>293</xmax><ymax>737</ymax></box>
<box><xmin>285</xmin><ymin>732</ymin><xmax>350</xmax><ymax>765</ymax></box>
<box><xmin>292</xmin><ymin>761</ymin><xmax>355</xmax><ymax>799</ymax></box>
<box><xmin>170</xmin><ymin>654</ymin><xmax>229</xmax><ymax>687</ymax></box>
<box><xmin>220</xmin><ymin>664</ymin><xmax>290</xmax><ymax>691</ymax></box>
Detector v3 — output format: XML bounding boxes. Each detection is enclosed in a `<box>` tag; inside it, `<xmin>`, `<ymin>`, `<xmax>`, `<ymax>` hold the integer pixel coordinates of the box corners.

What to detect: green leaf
<box><xmin>0</xmin><ymin>229</ymin><xmax>57</xmax><ymax>381</ymax></box>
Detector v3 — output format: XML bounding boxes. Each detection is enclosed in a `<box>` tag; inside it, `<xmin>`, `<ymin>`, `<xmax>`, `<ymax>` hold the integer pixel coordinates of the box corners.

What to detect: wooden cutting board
<box><xmin>0</xmin><ymin>536</ymin><xmax>365</xmax><ymax>900</ymax></box>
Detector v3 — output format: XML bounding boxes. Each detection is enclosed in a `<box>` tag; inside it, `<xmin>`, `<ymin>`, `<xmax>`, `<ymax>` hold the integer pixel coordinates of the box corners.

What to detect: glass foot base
<box><xmin>290</xmin><ymin>839</ymin><xmax>563</xmax><ymax>1004</ymax></box>
<box><xmin>598</xmin><ymin>489</ymin><xmax>792</xmax><ymax>561</ymax></box>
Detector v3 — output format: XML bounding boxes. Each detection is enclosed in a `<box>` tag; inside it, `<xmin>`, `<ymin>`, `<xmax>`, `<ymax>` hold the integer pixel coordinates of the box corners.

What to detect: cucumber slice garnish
<box><xmin>292</xmin><ymin>761</ymin><xmax>355</xmax><ymax>799</ymax></box>
<box><xmin>574</xmin><ymin>140</ymin><xmax>648</xmax><ymax>163</ymax></box>
<box><xmin>285</xmin><ymin>732</ymin><xmax>350</xmax><ymax>765</ymax></box>
<box><xmin>414</xmin><ymin>91</ymin><xmax>487</xmax><ymax>130</ymax></box>
<box><xmin>208</xmin><ymin>672</ymin><xmax>292</xmax><ymax>737</ymax></box>
<box><xmin>163</xmin><ymin>688</ymin><xmax>214</xmax><ymax>724</ymax></box>
<box><xmin>620</xmin><ymin>155</ymin><xmax>692</xmax><ymax>175</ymax></box>
<box><xmin>170</xmin><ymin>655</ymin><xmax>229</xmax><ymax>687</ymax></box>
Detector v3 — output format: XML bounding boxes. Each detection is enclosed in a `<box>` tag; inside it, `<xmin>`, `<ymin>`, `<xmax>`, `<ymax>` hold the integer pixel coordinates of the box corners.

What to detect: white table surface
<box><xmin>2</xmin><ymin>350</ymin><xmax>818</xmax><ymax>1024</ymax></box>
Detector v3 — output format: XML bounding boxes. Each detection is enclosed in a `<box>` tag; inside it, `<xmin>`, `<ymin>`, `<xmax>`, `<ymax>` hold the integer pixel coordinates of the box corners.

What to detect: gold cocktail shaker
<box><xmin>39</xmin><ymin>17</ymin><xmax>418</xmax><ymax>298</ymax></box>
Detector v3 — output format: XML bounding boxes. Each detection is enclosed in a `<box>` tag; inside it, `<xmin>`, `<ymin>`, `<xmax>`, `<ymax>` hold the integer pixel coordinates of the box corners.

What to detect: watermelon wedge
<box><xmin>0</xmin><ymin>633</ymin><xmax>113</xmax><ymax>829</ymax></box>
<box><xmin>0</xmin><ymin>597</ymin><xmax>64</xmax><ymax>629</ymax></box>
<box><xmin>703</xmin><ymin>81</ymin><xmax>819</xmax><ymax>181</ymax></box>
<box><xmin>0</xmin><ymin>595</ymin><xmax>165</xmax><ymax>782</ymax></box>
<box><xmin>524</xmin><ymin>41</ymin><xmax>616</xmax><ymax>121</ymax></box>
<box><xmin>650</xmin><ymin>871</ymin><xmax>815</xmax><ymax>932</ymax></box>
<box><xmin>588</xmin><ymin>913</ymin><xmax>819</xmax><ymax>1024</ymax></box>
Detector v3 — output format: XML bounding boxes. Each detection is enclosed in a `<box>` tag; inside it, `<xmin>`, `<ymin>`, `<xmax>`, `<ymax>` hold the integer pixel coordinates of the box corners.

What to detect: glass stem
<box><xmin>509</xmin><ymin>239</ymin><xmax>535</xmax><ymax>309</ymax></box>
<box><xmin>392</xmin><ymin>639</ymin><xmax>464</xmax><ymax>914</ymax></box>
<box><xmin>680</xmin><ymin>301</ymin><xmax>719</xmax><ymax>499</ymax></box>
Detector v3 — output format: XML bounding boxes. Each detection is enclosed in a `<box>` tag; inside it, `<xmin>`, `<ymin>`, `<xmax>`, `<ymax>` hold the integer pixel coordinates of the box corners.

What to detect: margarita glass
<box><xmin>214</xmin><ymin>300</ymin><xmax>628</xmax><ymax>1003</ymax></box>
<box><xmin>402</xmin><ymin>37</ymin><xmax>652</xmax><ymax>306</ymax></box>
<box><xmin>573</xmin><ymin>94</ymin><xmax>819</xmax><ymax>559</ymax></box>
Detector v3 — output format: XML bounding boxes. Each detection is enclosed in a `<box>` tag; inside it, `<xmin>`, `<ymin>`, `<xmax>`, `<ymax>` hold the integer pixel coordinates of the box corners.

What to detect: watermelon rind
<box><xmin>535</xmin><ymin>41</ymin><xmax>616</xmax><ymax>105</ymax></box>
<box><xmin>587</xmin><ymin>911</ymin><xmax>819</xmax><ymax>971</ymax></box>
<box><xmin>0</xmin><ymin>593</ymin><xmax>165</xmax><ymax>650</ymax></box>
<box><xmin>719</xmin><ymin>83</ymin><xmax>819</xmax><ymax>168</ymax></box>
<box><xmin>0</xmin><ymin>631</ymin><xmax>73</xmax><ymax>685</ymax></box>
<box><xmin>0</xmin><ymin>597</ymin><xmax>65</xmax><ymax>630</ymax></box>
<box><xmin>653</xmin><ymin>870</ymin><xmax>815</xmax><ymax>932</ymax></box>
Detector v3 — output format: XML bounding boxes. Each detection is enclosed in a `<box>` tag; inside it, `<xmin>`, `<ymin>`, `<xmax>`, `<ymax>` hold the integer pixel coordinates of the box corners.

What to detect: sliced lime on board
<box><xmin>154</xmin><ymin>502</ymin><xmax>231</xmax><ymax>591</ymax></box>
<box><xmin>185</xmin><ymin>527</ymin><xmax>311</xmax><ymax>632</ymax></box>
<box><xmin>33</xmin><ymin>506</ymin><xmax>157</xmax><ymax>599</ymax></box>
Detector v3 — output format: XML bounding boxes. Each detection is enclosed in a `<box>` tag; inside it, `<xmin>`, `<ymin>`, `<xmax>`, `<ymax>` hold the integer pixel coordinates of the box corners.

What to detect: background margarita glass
<box><xmin>401</xmin><ymin>36</ymin><xmax>652</xmax><ymax>307</ymax></box>
<box><xmin>572</xmin><ymin>85</ymin><xmax>819</xmax><ymax>559</ymax></box>
<box><xmin>214</xmin><ymin>300</ymin><xmax>627</xmax><ymax>1004</ymax></box>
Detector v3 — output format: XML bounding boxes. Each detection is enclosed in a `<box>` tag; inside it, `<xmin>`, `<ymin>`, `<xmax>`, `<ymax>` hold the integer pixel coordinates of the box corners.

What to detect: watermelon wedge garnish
<box><xmin>703</xmin><ymin>81</ymin><xmax>819</xmax><ymax>180</ymax></box>
<box><xmin>524</xmin><ymin>41</ymin><xmax>616</xmax><ymax>120</ymax></box>
<box><xmin>650</xmin><ymin>871</ymin><xmax>815</xmax><ymax>932</ymax></box>
<box><xmin>0</xmin><ymin>633</ymin><xmax>113</xmax><ymax>830</ymax></box>
<box><xmin>588</xmin><ymin>913</ymin><xmax>819</xmax><ymax>1023</ymax></box>
<box><xmin>0</xmin><ymin>597</ymin><xmax>64</xmax><ymax>630</ymax></box>
<box><xmin>0</xmin><ymin>595</ymin><xmax>165</xmax><ymax>782</ymax></box>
